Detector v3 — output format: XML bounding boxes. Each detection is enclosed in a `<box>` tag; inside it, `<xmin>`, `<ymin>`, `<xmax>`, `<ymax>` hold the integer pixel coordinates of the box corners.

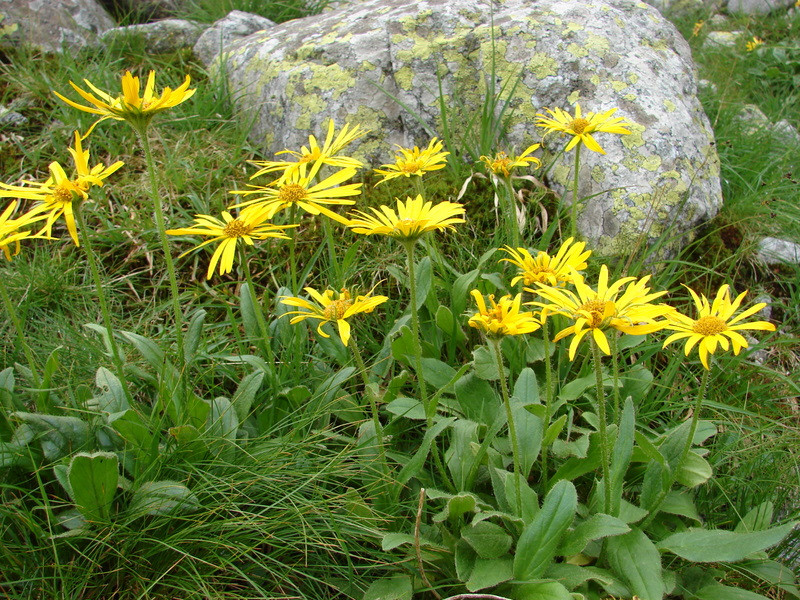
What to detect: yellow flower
<box><xmin>166</xmin><ymin>205</ymin><xmax>293</xmax><ymax>279</ymax></box>
<box><xmin>480</xmin><ymin>144</ymin><xmax>541</xmax><ymax>177</ymax></box>
<box><xmin>249</xmin><ymin>120</ymin><xmax>366</xmax><ymax>181</ymax></box>
<box><xmin>501</xmin><ymin>237</ymin><xmax>591</xmax><ymax>288</ymax></box>
<box><xmin>0</xmin><ymin>132</ymin><xmax>123</xmax><ymax>246</ymax></box>
<box><xmin>54</xmin><ymin>70</ymin><xmax>195</xmax><ymax>131</ymax></box>
<box><xmin>347</xmin><ymin>194</ymin><xmax>465</xmax><ymax>242</ymax></box>
<box><xmin>692</xmin><ymin>21</ymin><xmax>704</xmax><ymax>37</ymax></box>
<box><xmin>662</xmin><ymin>285</ymin><xmax>775</xmax><ymax>370</ymax></box>
<box><xmin>0</xmin><ymin>201</ymin><xmax>48</xmax><ymax>260</ymax></box>
<box><xmin>373</xmin><ymin>138</ymin><xmax>449</xmax><ymax>185</ymax></box>
<box><xmin>746</xmin><ymin>37</ymin><xmax>764</xmax><ymax>52</ymax></box>
<box><xmin>280</xmin><ymin>286</ymin><xmax>388</xmax><ymax>346</ymax></box>
<box><xmin>533</xmin><ymin>265</ymin><xmax>671</xmax><ymax>360</ymax></box>
<box><xmin>468</xmin><ymin>290</ymin><xmax>541</xmax><ymax>337</ymax></box>
<box><xmin>230</xmin><ymin>167</ymin><xmax>362</xmax><ymax>225</ymax></box>
<box><xmin>535</xmin><ymin>103</ymin><xmax>632</xmax><ymax>154</ymax></box>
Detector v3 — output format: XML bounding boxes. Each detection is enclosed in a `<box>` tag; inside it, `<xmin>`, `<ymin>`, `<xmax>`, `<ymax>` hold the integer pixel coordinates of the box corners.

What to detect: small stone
<box><xmin>101</xmin><ymin>18</ymin><xmax>206</xmax><ymax>55</ymax></box>
<box><xmin>0</xmin><ymin>105</ymin><xmax>27</xmax><ymax>126</ymax></box>
<box><xmin>704</xmin><ymin>31</ymin><xmax>741</xmax><ymax>48</ymax></box>
<box><xmin>193</xmin><ymin>11</ymin><xmax>275</xmax><ymax>67</ymax></box>
<box><xmin>726</xmin><ymin>0</ymin><xmax>796</xmax><ymax>16</ymax></box>
<box><xmin>756</xmin><ymin>237</ymin><xmax>800</xmax><ymax>265</ymax></box>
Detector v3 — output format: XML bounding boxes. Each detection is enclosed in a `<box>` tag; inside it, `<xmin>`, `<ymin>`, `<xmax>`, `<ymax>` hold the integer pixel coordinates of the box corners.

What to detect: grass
<box><xmin>0</xmin><ymin>1</ymin><xmax>799</xmax><ymax>599</ymax></box>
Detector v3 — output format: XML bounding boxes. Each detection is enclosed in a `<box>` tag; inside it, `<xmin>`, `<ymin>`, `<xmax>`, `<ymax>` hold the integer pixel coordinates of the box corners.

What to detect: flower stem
<box><xmin>288</xmin><ymin>204</ymin><xmax>299</xmax><ymax>294</ymax></box>
<box><xmin>491</xmin><ymin>337</ymin><xmax>522</xmax><ymax>515</ymax></box>
<box><xmin>0</xmin><ymin>274</ymin><xmax>41</xmax><ymax>390</ymax></box>
<box><xmin>350</xmin><ymin>336</ymin><xmax>389</xmax><ymax>477</ymax></box>
<box><xmin>74</xmin><ymin>205</ymin><xmax>134</xmax><ymax>406</ymax></box>
<box><xmin>501</xmin><ymin>176</ymin><xmax>521</xmax><ymax>249</ymax></box>
<box><xmin>570</xmin><ymin>143</ymin><xmax>581</xmax><ymax>239</ymax></box>
<box><xmin>540</xmin><ymin>318</ymin><xmax>554</xmax><ymax>484</ymax></box>
<box><xmin>133</xmin><ymin>126</ymin><xmax>186</xmax><ymax>372</ymax></box>
<box><xmin>610</xmin><ymin>332</ymin><xmax>621</xmax><ymax>426</ymax></box>
<box><xmin>239</xmin><ymin>246</ymin><xmax>277</xmax><ymax>382</ymax></box>
<box><xmin>591</xmin><ymin>337</ymin><xmax>612</xmax><ymax>514</ymax></box>
<box><xmin>322</xmin><ymin>217</ymin><xmax>342</xmax><ymax>289</ymax></box>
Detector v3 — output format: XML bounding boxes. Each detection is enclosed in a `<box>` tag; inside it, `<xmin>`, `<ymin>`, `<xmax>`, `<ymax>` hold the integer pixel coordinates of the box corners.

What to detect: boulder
<box><xmin>193</xmin><ymin>10</ymin><xmax>275</xmax><ymax>68</ymax></box>
<box><xmin>0</xmin><ymin>0</ymin><xmax>115</xmax><ymax>53</ymax></box>
<box><xmin>101</xmin><ymin>17</ymin><xmax>204</xmax><ymax>54</ymax></box>
<box><xmin>217</xmin><ymin>0</ymin><xmax>722</xmax><ymax>257</ymax></box>
<box><xmin>726</xmin><ymin>0</ymin><xmax>795</xmax><ymax>14</ymax></box>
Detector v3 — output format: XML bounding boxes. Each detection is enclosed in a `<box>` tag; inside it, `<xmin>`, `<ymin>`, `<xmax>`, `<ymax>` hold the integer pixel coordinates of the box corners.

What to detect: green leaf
<box><xmin>657</xmin><ymin>522</ymin><xmax>798</xmax><ymax>563</ymax></box>
<box><xmin>420</xmin><ymin>357</ymin><xmax>457</xmax><ymax>389</ymax></box>
<box><xmin>67</xmin><ymin>452</ymin><xmax>119</xmax><ymax>524</ymax></box>
<box><xmin>239</xmin><ymin>283</ymin><xmax>259</xmax><ymax>340</ymax></box>
<box><xmin>414</xmin><ymin>256</ymin><xmax>432</xmax><ymax>310</ymax></box>
<box><xmin>738</xmin><ymin>559</ymin><xmax>800</xmax><ymax>599</ymax></box>
<box><xmin>396</xmin><ymin>417</ymin><xmax>455</xmax><ymax>485</ymax></box>
<box><xmin>543</xmin><ymin>413</ymin><xmax>567</xmax><ymax>447</ymax></box>
<box><xmin>391</xmin><ymin>326</ymin><xmax>416</xmax><ymax>364</ymax></box>
<box><xmin>128</xmin><ymin>480</ymin><xmax>201</xmax><ymax>518</ymax></box>
<box><xmin>677</xmin><ymin>450</ymin><xmax>713</xmax><ymax>487</ymax></box>
<box><xmin>87</xmin><ymin>367</ymin><xmax>129</xmax><ymax>414</ymax></box>
<box><xmin>661</xmin><ymin>490</ymin><xmax>702</xmax><ymax>523</ymax></box>
<box><xmin>513</xmin><ymin>479</ymin><xmax>577</xmax><ymax>580</ymax></box>
<box><xmin>512</xmin><ymin>396</ymin><xmax>543</xmax><ymax>477</ymax></box>
<box><xmin>446</xmin><ymin>419</ymin><xmax>481</xmax><ymax>489</ymax></box>
<box><xmin>608</xmin><ymin>397</ymin><xmax>635</xmax><ymax>517</ymax></box>
<box><xmin>385</xmin><ymin>397</ymin><xmax>426</xmax><ymax>421</ymax></box>
<box><xmin>605</xmin><ymin>527</ymin><xmax>665</xmax><ymax>600</ymax></box>
<box><xmin>462</xmin><ymin>520</ymin><xmax>513</xmax><ymax>559</ymax></box>
<box><xmin>363</xmin><ymin>575</ymin><xmax>413</xmax><ymax>600</ymax></box>
<box><xmin>12</xmin><ymin>412</ymin><xmax>89</xmax><ymax>461</ymax></box>
<box><xmin>560</xmin><ymin>513</ymin><xmax>630</xmax><ymax>556</ymax></box>
<box><xmin>184</xmin><ymin>309</ymin><xmax>207</xmax><ymax>362</ymax></box>
<box><xmin>231</xmin><ymin>371</ymin><xmax>264</xmax><ymax>422</ymax></box>
<box><xmin>455</xmin><ymin>372</ymin><xmax>500</xmax><ymax>423</ymax></box>
<box><xmin>559</xmin><ymin>374</ymin><xmax>595</xmax><ymax>402</ymax></box>
<box><xmin>512</xmin><ymin>367</ymin><xmax>539</xmax><ymax>405</ymax></box>
<box><xmin>433</xmin><ymin>493</ymin><xmax>478</xmax><ymax>522</ymax></box>
<box><xmin>452</xmin><ymin>268</ymin><xmax>480</xmax><ymax>317</ymax></box>
<box><xmin>736</xmin><ymin>501</ymin><xmax>775</xmax><ymax>533</ymax></box>
<box><xmin>695</xmin><ymin>583</ymin><xmax>773</xmax><ymax>600</ymax></box>
<box><xmin>513</xmin><ymin>580</ymin><xmax>572</xmax><ymax>600</ymax></box>
<box><xmin>472</xmin><ymin>345</ymin><xmax>506</xmax><ymax>380</ymax></box>
<box><xmin>465</xmin><ymin>557</ymin><xmax>513</xmax><ymax>592</ymax></box>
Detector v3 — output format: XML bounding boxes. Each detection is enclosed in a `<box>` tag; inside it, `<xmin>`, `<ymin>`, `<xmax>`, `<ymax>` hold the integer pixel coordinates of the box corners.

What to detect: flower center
<box><xmin>278</xmin><ymin>183</ymin><xmax>308</xmax><ymax>204</ymax></box>
<box><xmin>523</xmin><ymin>265</ymin><xmax>557</xmax><ymax>285</ymax></box>
<box><xmin>399</xmin><ymin>160</ymin><xmax>421</xmax><ymax>174</ymax></box>
<box><xmin>323</xmin><ymin>298</ymin><xmax>353</xmax><ymax>320</ymax></box>
<box><xmin>692</xmin><ymin>315</ymin><xmax>727</xmax><ymax>336</ymax></box>
<box><xmin>579</xmin><ymin>299</ymin><xmax>610</xmax><ymax>327</ymax></box>
<box><xmin>223</xmin><ymin>219</ymin><xmax>252</xmax><ymax>238</ymax></box>
<box><xmin>569</xmin><ymin>117</ymin><xmax>590</xmax><ymax>134</ymax></box>
<box><xmin>52</xmin><ymin>184</ymin><xmax>75</xmax><ymax>204</ymax></box>
<box><xmin>299</xmin><ymin>149</ymin><xmax>321</xmax><ymax>164</ymax></box>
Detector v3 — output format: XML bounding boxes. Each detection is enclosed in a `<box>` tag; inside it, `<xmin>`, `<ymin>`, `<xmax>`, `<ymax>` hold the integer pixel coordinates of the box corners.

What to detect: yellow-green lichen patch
<box><xmin>623</xmin><ymin>93</ymin><xmax>637</xmax><ymax>102</ymax></box>
<box><xmin>628</xmin><ymin>73</ymin><xmax>639</xmax><ymax>85</ymax></box>
<box><xmin>567</xmin><ymin>90</ymin><xmax>581</xmax><ymax>105</ymax></box>
<box><xmin>567</xmin><ymin>42</ymin><xmax>588</xmax><ymax>58</ymax></box>
<box><xmin>621</xmin><ymin>152</ymin><xmax>644</xmax><ymax>173</ymax></box>
<box><xmin>294</xmin><ymin>94</ymin><xmax>327</xmax><ymax>129</ymax></box>
<box><xmin>394</xmin><ymin>65</ymin><xmax>415</xmax><ymax>91</ymax></box>
<box><xmin>294</xmin><ymin>62</ymin><xmax>357</xmax><ymax>99</ymax></box>
<box><xmin>590</xmin><ymin>74</ymin><xmax>601</xmax><ymax>87</ymax></box>
<box><xmin>663</xmin><ymin>99</ymin><xmax>676</xmax><ymax>113</ymax></box>
<box><xmin>642</xmin><ymin>155</ymin><xmax>662</xmax><ymax>171</ymax></box>
<box><xmin>610</xmin><ymin>80</ymin><xmax>628</xmax><ymax>92</ymax></box>
<box><xmin>552</xmin><ymin>163</ymin><xmax>571</xmax><ymax>187</ymax></box>
<box><xmin>585</xmin><ymin>34</ymin><xmax>610</xmax><ymax>57</ymax></box>
<box><xmin>561</xmin><ymin>22</ymin><xmax>584</xmax><ymax>36</ymax></box>
<box><xmin>621</xmin><ymin>123</ymin><xmax>646</xmax><ymax>150</ymax></box>
<box><xmin>591</xmin><ymin>165</ymin><xmax>606</xmax><ymax>183</ymax></box>
<box><xmin>527</xmin><ymin>52</ymin><xmax>558</xmax><ymax>79</ymax></box>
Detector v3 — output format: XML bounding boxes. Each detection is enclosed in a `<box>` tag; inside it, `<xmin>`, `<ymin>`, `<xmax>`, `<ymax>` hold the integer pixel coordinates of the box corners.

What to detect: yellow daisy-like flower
<box><xmin>468</xmin><ymin>290</ymin><xmax>542</xmax><ymax>338</ymax></box>
<box><xmin>0</xmin><ymin>201</ymin><xmax>48</xmax><ymax>260</ymax></box>
<box><xmin>534</xmin><ymin>265</ymin><xmax>672</xmax><ymax>360</ymax></box>
<box><xmin>501</xmin><ymin>237</ymin><xmax>591</xmax><ymax>289</ymax></box>
<box><xmin>662</xmin><ymin>285</ymin><xmax>775</xmax><ymax>370</ymax></box>
<box><xmin>249</xmin><ymin>120</ymin><xmax>366</xmax><ymax>181</ymax></box>
<box><xmin>166</xmin><ymin>205</ymin><xmax>293</xmax><ymax>279</ymax></box>
<box><xmin>480</xmin><ymin>144</ymin><xmax>542</xmax><ymax>177</ymax></box>
<box><xmin>347</xmin><ymin>194</ymin><xmax>465</xmax><ymax>242</ymax></box>
<box><xmin>746</xmin><ymin>37</ymin><xmax>764</xmax><ymax>52</ymax></box>
<box><xmin>280</xmin><ymin>286</ymin><xmax>388</xmax><ymax>347</ymax></box>
<box><xmin>230</xmin><ymin>167</ymin><xmax>362</xmax><ymax>225</ymax></box>
<box><xmin>373</xmin><ymin>138</ymin><xmax>449</xmax><ymax>185</ymax></box>
<box><xmin>535</xmin><ymin>103</ymin><xmax>632</xmax><ymax>155</ymax></box>
<box><xmin>54</xmin><ymin>70</ymin><xmax>195</xmax><ymax>132</ymax></box>
<box><xmin>0</xmin><ymin>132</ymin><xmax>124</xmax><ymax>246</ymax></box>
<box><xmin>692</xmin><ymin>21</ymin><xmax>704</xmax><ymax>37</ymax></box>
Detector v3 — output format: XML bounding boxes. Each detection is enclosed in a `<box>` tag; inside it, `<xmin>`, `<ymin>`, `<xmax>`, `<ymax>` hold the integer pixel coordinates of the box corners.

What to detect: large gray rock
<box><xmin>726</xmin><ymin>0</ymin><xmax>795</xmax><ymax>14</ymax></box>
<box><xmin>101</xmin><ymin>18</ymin><xmax>205</xmax><ymax>54</ymax></box>
<box><xmin>193</xmin><ymin>10</ymin><xmax>275</xmax><ymax>68</ymax></box>
<box><xmin>0</xmin><ymin>0</ymin><xmax>115</xmax><ymax>53</ymax></box>
<box><xmin>217</xmin><ymin>0</ymin><xmax>722</xmax><ymax>257</ymax></box>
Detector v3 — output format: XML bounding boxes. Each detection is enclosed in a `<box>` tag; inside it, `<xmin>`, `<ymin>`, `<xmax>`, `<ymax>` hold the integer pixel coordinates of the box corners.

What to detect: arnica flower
<box><xmin>501</xmin><ymin>237</ymin><xmax>591</xmax><ymax>289</ymax></box>
<box><xmin>373</xmin><ymin>138</ymin><xmax>449</xmax><ymax>185</ymax></box>
<box><xmin>166</xmin><ymin>205</ymin><xmax>293</xmax><ymax>279</ymax></box>
<box><xmin>347</xmin><ymin>194</ymin><xmax>465</xmax><ymax>242</ymax></box>
<box><xmin>534</xmin><ymin>265</ymin><xmax>672</xmax><ymax>360</ymax></box>
<box><xmin>692</xmin><ymin>20</ymin><xmax>704</xmax><ymax>37</ymax></box>
<box><xmin>535</xmin><ymin>103</ymin><xmax>632</xmax><ymax>155</ymax></box>
<box><xmin>662</xmin><ymin>284</ymin><xmax>775</xmax><ymax>370</ymax></box>
<box><xmin>230</xmin><ymin>167</ymin><xmax>362</xmax><ymax>225</ymax></box>
<box><xmin>0</xmin><ymin>201</ymin><xmax>47</xmax><ymax>260</ymax></box>
<box><xmin>249</xmin><ymin>120</ymin><xmax>366</xmax><ymax>182</ymax></box>
<box><xmin>280</xmin><ymin>286</ymin><xmax>388</xmax><ymax>347</ymax></box>
<box><xmin>0</xmin><ymin>132</ymin><xmax>123</xmax><ymax>246</ymax></box>
<box><xmin>468</xmin><ymin>290</ymin><xmax>541</xmax><ymax>338</ymax></box>
<box><xmin>746</xmin><ymin>37</ymin><xmax>764</xmax><ymax>52</ymax></box>
<box><xmin>54</xmin><ymin>70</ymin><xmax>195</xmax><ymax>132</ymax></box>
<box><xmin>480</xmin><ymin>144</ymin><xmax>542</xmax><ymax>177</ymax></box>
